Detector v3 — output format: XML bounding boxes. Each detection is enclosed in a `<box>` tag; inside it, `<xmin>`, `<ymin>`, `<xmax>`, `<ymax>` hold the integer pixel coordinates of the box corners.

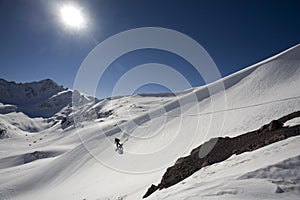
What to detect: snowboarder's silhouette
<box><xmin>115</xmin><ymin>138</ymin><xmax>121</xmax><ymax>149</ymax></box>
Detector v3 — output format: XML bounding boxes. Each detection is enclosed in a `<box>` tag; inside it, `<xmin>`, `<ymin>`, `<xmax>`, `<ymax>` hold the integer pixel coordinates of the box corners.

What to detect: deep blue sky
<box><xmin>0</xmin><ymin>0</ymin><xmax>299</xmax><ymax>98</ymax></box>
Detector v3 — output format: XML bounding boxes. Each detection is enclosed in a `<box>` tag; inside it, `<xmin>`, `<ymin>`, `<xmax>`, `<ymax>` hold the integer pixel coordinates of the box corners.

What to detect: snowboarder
<box><xmin>115</xmin><ymin>138</ymin><xmax>122</xmax><ymax>149</ymax></box>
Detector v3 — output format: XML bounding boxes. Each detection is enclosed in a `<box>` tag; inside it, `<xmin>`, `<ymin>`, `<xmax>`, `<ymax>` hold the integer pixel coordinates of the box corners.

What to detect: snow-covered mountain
<box><xmin>0</xmin><ymin>44</ymin><xmax>300</xmax><ymax>200</ymax></box>
<box><xmin>0</xmin><ymin>78</ymin><xmax>71</xmax><ymax>117</ymax></box>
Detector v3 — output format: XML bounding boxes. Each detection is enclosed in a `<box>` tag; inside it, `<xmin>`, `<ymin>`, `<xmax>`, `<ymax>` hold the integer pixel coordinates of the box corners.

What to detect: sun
<box><xmin>60</xmin><ymin>5</ymin><xmax>85</xmax><ymax>29</ymax></box>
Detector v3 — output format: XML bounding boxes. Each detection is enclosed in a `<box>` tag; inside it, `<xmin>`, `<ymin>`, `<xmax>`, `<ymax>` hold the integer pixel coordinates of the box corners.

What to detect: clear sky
<box><xmin>0</xmin><ymin>0</ymin><xmax>299</xmax><ymax>98</ymax></box>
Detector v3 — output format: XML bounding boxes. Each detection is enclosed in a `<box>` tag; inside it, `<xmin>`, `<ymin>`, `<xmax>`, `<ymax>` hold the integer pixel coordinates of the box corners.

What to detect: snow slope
<box><xmin>147</xmin><ymin>136</ymin><xmax>300</xmax><ymax>200</ymax></box>
<box><xmin>0</xmin><ymin>44</ymin><xmax>300</xmax><ymax>200</ymax></box>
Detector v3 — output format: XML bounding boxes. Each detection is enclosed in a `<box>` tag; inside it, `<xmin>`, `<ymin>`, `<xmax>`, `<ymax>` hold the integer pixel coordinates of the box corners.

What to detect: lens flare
<box><xmin>60</xmin><ymin>5</ymin><xmax>85</xmax><ymax>29</ymax></box>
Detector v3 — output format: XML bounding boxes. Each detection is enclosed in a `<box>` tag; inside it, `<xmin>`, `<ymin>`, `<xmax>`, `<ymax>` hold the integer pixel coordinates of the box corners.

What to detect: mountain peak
<box><xmin>0</xmin><ymin>78</ymin><xmax>60</xmax><ymax>87</ymax></box>
<box><xmin>0</xmin><ymin>78</ymin><xmax>70</xmax><ymax>117</ymax></box>
<box><xmin>0</xmin><ymin>78</ymin><xmax>65</xmax><ymax>104</ymax></box>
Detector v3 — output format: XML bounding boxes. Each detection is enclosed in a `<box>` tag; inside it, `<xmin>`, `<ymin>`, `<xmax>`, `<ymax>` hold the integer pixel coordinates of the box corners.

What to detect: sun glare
<box><xmin>60</xmin><ymin>5</ymin><xmax>85</xmax><ymax>29</ymax></box>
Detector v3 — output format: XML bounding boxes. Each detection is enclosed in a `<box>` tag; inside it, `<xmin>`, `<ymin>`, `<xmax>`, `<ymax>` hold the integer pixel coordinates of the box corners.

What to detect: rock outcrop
<box><xmin>143</xmin><ymin>111</ymin><xmax>300</xmax><ymax>198</ymax></box>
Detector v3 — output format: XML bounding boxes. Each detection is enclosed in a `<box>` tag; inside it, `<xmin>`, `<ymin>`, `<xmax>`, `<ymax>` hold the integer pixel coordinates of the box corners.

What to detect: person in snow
<box><xmin>115</xmin><ymin>138</ymin><xmax>121</xmax><ymax>148</ymax></box>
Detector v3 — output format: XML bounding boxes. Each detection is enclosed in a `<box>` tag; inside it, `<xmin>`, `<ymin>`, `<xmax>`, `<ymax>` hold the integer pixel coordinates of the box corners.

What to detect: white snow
<box><xmin>0</xmin><ymin>44</ymin><xmax>299</xmax><ymax>200</ymax></box>
<box><xmin>285</xmin><ymin>117</ymin><xmax>300</xmax><ymax>127</ymax></box>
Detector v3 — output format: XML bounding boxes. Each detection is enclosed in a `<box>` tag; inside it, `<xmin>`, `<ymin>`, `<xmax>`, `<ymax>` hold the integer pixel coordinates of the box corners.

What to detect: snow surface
<box><xmin>0</xmin><ymin>44</ymin><xmax>300</xmax><ymax>200</ymax></box>
<box><xmin>147</xmin><ymin>136</ymin><xmax>300</xmax><ymax>200</ymax></box>
<box><xmin>285</xmin><ymin>117</ymin><xmax>300</xmax><ymax>127</ymax></box>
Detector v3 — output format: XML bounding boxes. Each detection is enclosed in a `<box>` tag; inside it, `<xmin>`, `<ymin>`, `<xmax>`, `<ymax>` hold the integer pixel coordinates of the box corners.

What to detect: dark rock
<box><xmin>175</xmin><ymin>157</ymin><xmax>185</xmax><ymax>165</ymax></box>
<box><xmin>257</xmin><ymin>124</ymin><xmax>268</xmax><ymax>133</ymax></box>
<box><xmin>38</xmin><ymin>102</ymin><xmax>52</xmax><ymax>108</ymax></box>
<box><xmin>143</xmin><ymin>111</ymin><xmax>300</xmax><ymax>198</ymax></box>
<box><xmin>61</xmin><ymin>117</ymin><xmax>67</xmax><ymax>124</ymax></box>
<box><xmin>275</xmin><ymin>185</ymin><xmax>284</xmax><ymax>193</ymax></box>
<box><xmin>268</xmin><ymin>120</ymin><xmax>283</xmax><ymax>131</ymax></box>
<box><xmin>61</xmin><ymin>116</ymin><xmax>74</xmax><ymax>129</ymax></box>
<box><xmin>201</xmin><ymin>160</ymin><xmax>210</xmax><ymax>168</ymax></box>
<box><xmin>97</xmin><ymin>109</ymin><xmax>113</xmax><ymax>119</ymax></box>
<box><xmin>0</xmin><ymin>128</ymin><xmax>9</xmax><ymax>139</ymax></box>
<box><xmin>278</xmin><ymin>111</ymin><xmax>300</xmax><ymax>124</ymax></box>
<box><xmin>143</xmin><ymin>184</ymin><xmax>158</xmax><ymax>198</ymax></box>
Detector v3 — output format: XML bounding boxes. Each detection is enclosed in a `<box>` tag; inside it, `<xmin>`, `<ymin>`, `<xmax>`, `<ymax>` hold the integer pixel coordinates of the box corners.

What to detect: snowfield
<box><xmin>0</xmin><ymin>44</ymin><xmax>300</xmax><ymax>200</ymax></box>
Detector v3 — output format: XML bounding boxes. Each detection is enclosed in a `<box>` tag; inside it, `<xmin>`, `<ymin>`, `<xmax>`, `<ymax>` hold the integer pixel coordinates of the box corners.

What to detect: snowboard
<box><xmin>115</xmin><ymin>144</ymin><xmax>124</xmax><ymax>154</ymax></box>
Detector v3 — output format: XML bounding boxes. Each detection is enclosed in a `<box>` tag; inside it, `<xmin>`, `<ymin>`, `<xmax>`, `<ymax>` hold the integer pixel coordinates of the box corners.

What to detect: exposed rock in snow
<box><xmin>0</xmin><ymin>127</ymin><xmax>8</xmax><ymax>139</ymax></box>
<box><xmin>143</xmin><ymin>111</ymin><xmax>300</xmax><ymax>198</ymax></box>
<box><xmin>275</xmin><ymin>186</ymin><xmax>285</xmax><ymax>193</ymax></box>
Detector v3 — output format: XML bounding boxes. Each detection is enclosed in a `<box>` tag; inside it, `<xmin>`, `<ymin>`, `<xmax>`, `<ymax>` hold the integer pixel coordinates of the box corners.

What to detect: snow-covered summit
<box><xmin>0</xmin><ymin>78</ymin><xmax>72</xmax><ymax>117</ymax></box>
<box><xmin>0</xmin><ymin>78</ymin><xmax>64</xmax><ymax>104</ymax></box>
